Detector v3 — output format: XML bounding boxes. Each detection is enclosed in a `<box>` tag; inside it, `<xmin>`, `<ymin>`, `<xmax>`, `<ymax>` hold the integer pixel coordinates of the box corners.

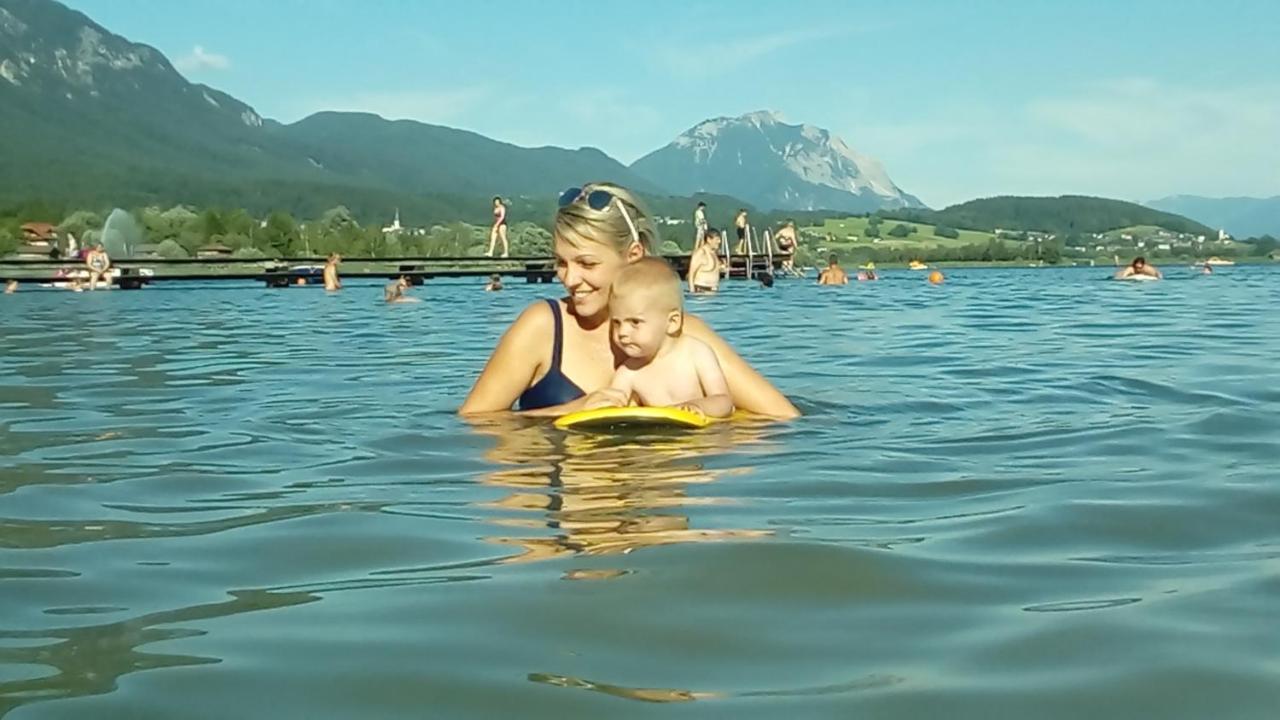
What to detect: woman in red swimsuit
<box><xmin>487</xmin><ymin>196</ymin><xmax>509</xmax><ymax>258</ymax></box>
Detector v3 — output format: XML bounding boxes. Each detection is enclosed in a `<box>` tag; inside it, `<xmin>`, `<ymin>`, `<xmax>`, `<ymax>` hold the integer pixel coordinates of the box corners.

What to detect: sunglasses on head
<box><xmin>558</xmin><ymin>186</ymin><xmax>640</xmax><ymax>245</ymax></box>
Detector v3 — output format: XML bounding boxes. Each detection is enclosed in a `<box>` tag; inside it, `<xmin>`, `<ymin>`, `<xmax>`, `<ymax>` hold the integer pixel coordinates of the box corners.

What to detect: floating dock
<box><xmin>0</xmin><ymin>253</ymin><xmax>787</xmax><ymax>289</ymax></box>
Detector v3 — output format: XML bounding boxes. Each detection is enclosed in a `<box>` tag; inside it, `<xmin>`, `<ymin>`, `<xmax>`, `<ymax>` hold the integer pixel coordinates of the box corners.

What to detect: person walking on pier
<box><xmin>734</xmin><ymin>209</ymin><xmax>749</xmax><ymax>254</ymax></box>
<box><xmin>324</xmin><ymin>253</ymin><xmax>343</xmax><ymax>291</ymax></box>
<box><xmin>693</xmin><ymin>202</ymin><xmax>708</xmax><ymax>249</ymax></box>
<box><xmin>487</xmin><ymin>197</ymin><xmax>510</xmax><ymax>258</ymax></box>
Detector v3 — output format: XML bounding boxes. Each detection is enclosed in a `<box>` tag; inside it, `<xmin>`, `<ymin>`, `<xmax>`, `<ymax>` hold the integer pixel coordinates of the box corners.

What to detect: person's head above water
<box><xmin>1132</xmin><ymin>256</ymin><xmax>1147</xmax><ymax>269</ymax></box>
<box><xmin>828</xmin><ymin>254</ymin><xmax>840</xmax><ymax>266</ymax></box>
<box><xmin>703</xmin><ymin>228</ymin><xmax>721</xmax><ymax>247</ymax></box>
<box><xmin>553</xmin><ymin>182</ymin><xmax>658</xmax><ymax>318</ymax></box>
<box><xmin>608</xmin><ymin>257</ymin><xmax>683</xmax><ymax>361</ymax></box>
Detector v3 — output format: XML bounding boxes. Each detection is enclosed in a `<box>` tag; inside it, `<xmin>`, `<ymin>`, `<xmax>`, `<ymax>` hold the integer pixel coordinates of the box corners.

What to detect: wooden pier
<box><xmin>0</xmin><ymin>253</ymin><xmax>787</xmax><ymax>289</ymax></box>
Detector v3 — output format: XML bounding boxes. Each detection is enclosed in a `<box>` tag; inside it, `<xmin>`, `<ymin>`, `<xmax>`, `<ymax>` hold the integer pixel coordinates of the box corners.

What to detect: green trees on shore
<box><xmin>0</xmin><ymin>203</ymin><xmax>555</xmax><ymax>259</ymax></box>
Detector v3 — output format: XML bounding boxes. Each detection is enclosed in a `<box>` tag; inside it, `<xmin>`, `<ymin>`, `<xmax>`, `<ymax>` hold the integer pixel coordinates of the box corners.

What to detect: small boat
<box><xmin>908</xmin><ymin>260</ymin><xmax>928</xmax><ymax>270</ymax></box>
<box><xmin>1204</xmin><ymin>257</ymin><xmax>1235</xmax><ymax>266</ymax></box>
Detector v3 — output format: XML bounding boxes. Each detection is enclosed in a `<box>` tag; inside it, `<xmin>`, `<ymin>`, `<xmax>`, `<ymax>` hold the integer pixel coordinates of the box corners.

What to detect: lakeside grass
<box><xmin>802</xmin><ymin>217</ymin><xmax>1000</xmax><ymax>251</ymax></box>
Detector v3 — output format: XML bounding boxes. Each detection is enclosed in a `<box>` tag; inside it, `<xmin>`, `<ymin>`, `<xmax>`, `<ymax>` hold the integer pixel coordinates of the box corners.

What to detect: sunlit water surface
<box><xmin>2</xmin><ymin>266</ymin><xmax>1278</xmax><ymax>719</ymax></box>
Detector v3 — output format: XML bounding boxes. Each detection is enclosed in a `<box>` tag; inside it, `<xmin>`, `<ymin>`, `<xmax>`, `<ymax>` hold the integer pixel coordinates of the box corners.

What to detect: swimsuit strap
<box><xmin>546</xmin><ymin>299</ymin><xmax>564</xmax><ymax>371</ymax></box>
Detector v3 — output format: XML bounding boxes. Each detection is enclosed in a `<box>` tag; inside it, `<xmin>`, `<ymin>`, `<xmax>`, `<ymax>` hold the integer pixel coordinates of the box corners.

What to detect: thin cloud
<box><xmin>174</xmin><ymin>45</ymin><xmax>230</xmax><ymax>72</ymax></box>
<box><xmin>653</xmin><ymin>28</ymin><xmax>849</xmax><ymax>79</ymax></box>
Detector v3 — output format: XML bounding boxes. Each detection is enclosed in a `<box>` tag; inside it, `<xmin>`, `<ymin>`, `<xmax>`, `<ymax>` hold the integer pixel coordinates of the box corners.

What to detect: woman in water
<box><xmin>460</xmin><ymin>182</ymin><xmax>798</xmax><ymax>418</ymax></box>
<box><xmin>487</xmin><ymin>196</ymin><xmax>509</xmax><ymax>258</ymax></box>
<box><xmin>1114</xmin><ymin>256</ymin><xmax>1161</xmax><ymax>280</ymax></box>
<box><xmin>687</xmin><ymin>228</ymin><xmax>723</xmax><ymax>293</ymax></box>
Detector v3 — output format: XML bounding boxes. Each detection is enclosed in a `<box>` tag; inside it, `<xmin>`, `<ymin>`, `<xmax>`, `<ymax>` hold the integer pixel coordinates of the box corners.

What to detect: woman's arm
<box><xmin>683</xmin><ymin>315</ymin><xmax>800</xmax><ymax>419</ymax></box>
<box><xmin>458</xmin><ymin>302</ymin><xmax>551</xmax><ymax>415</ymax></box>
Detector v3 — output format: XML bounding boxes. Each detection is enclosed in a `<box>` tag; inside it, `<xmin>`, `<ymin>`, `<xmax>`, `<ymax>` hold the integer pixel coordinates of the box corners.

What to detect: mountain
<box><xmin>274</xmin><ymin>112</ymin><xmax>657</xmax><ymax>198</ymax></box>
<box><xmin>883</xmin><ymin>195</ymin><xmax>1216</xmax><ymax>237</ymax></box>
<box><xmin>0</xmin><ymin>0</ymin><xmax>657</xmax><ymax>220</ymax></box>
<box><xmin>630</xmin><ymin>111</ymin><xmax>923</xmax><ymax>213</ymax></box>
<box><xmin>1145</xmin><ymin>195</ymin><xmax>1280</xmax><ymax>238</ymax></box>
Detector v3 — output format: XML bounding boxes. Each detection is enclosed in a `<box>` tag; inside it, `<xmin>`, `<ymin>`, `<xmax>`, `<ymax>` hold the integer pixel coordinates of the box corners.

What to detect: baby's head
<box><xmin>608</xmin><ymin>258</ymin><xmax>683</xmax><ymax>361</ymax></box>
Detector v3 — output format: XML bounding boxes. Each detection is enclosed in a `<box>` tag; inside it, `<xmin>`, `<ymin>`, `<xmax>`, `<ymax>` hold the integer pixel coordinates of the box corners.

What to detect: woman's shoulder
<box><xmin>506</xmin><ymin>298</ymin><xmax>561</xmax><ymax>336</ymax></box>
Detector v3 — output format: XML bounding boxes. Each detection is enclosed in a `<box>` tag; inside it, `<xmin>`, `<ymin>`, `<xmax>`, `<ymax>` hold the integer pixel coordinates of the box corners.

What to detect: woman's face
<box><xmin>554</xmin><ymin>236</ymin><xmax>637</xmax><ymax>318</ymax></box>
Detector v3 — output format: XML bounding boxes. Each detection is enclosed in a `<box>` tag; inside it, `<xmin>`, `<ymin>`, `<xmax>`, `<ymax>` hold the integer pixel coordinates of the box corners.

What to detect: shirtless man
<box><xmin>774</xmin><ymin>221</ymin><xmax>801</xmax><ymax>276</ymax></box>
<box><xmin>817</xmin><ymin>254</ymin><xmax>849</xmax><ymax>285</ymax></box>
<box><xmin>733</xmin><ymin>209</ymin><xmax>749</xmax><ymax>253</ymax></box>
<box><xmin>323</xmin><ymin>253</ymin><xmax>343</xmax><ymax>291</ymax></box>
<box><xmin>583</xmin><ymin>258</ymin><xmax>733</xmax><ymax>419</ymax></box>
<box><xmin>1114</xmin><ymin>255</ymin><xmax>1161</xmax><ymax>280</ymax></box>
<box><xmin>687</xmin><ymin>228</ymin><xmax>723</xmax><ymax>293</ymax></box>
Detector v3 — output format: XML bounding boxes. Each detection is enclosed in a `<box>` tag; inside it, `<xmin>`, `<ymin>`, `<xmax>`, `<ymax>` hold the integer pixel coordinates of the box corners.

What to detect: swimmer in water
<box><xmin>687</xmin><ymin>228</ymin><xmax>723</xmax><ymax>293</ymax></box>
<box><xmin>582</xmin><ymin>258</ymin><xmax>733</xmax><ymax>420</ymax></box>
<box><xmin>323</xmin><ymin>253</ymin><xmax>343</xmax><ymax>291</ymax></box>
<box><xmin>4</xmin><ymin>279</ymin><xmax>16</xmax><ymax>294</ymax></box>
<box><xmin>817</xmin><ymin>254</ymin><xmax>849</xmax><ymax>285</ymax></box>
<box><xmin>485</xmin><ymin>274</ymin><xmax>504</xmax><ymax>292</ymax></box>
<box><xmin>1115</xmin><ymin>256</ymin><xmax>1161</xmax><ymax>280</ymax></box>
<box><xmin>384</xmin><ymin>276</ymin><xmax>419</xmax><ymax>303</ymax></box>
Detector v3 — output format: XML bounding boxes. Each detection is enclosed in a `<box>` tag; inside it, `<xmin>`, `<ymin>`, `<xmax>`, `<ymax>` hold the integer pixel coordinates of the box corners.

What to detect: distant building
<box><xmin>382</xmin><ymin>209</ymin><xmax>403</xmax><ymax>235</ymax></box>
<box><xmin>197</xmin><ymin>243</ymin><xmax>234</xmax><ymax>259</ymax></box>
<box><xmin>1218</xmin><ymin>229</ymin><xmax>1230</xmax><ymax>242</ymax></box>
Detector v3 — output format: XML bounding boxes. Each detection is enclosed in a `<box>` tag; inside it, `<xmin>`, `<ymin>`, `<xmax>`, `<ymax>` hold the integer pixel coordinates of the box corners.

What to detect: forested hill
<box><xmin>885</xmin><ymin>196</ymin><xmax>1215</xmax><ymax>236</ymax></box>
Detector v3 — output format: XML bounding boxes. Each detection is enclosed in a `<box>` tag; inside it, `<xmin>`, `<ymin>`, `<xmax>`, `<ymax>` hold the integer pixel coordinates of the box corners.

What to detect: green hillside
<box><xmin>884</xmin><ymin>195</ymin><xmax>1215</xmax><ymax>237</ymax></box>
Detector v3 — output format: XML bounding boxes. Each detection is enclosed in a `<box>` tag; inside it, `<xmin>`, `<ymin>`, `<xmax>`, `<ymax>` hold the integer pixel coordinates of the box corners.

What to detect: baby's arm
<box><xmin>583</xmin><ymin>367</ymin><xmax>635</xmax><ymax>409</ymax></box>
<box><xmin>679</xmin><ymin>340</ymin><xmax>734</xmax><ymax>418</ymax></box>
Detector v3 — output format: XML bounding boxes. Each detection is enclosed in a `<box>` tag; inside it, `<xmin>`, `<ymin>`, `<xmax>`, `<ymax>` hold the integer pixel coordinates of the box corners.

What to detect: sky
<box><xmin>62</xmin><ymin>0</ymin><xmax>1280</xmax><ymax>208</ymax></box>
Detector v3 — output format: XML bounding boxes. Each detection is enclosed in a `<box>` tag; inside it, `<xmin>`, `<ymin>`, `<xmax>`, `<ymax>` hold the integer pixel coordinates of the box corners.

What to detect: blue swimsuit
<box><xmin>517</xmin><ymin>299</ymin><xmax>586</xmax><ymax>411</ymax></box>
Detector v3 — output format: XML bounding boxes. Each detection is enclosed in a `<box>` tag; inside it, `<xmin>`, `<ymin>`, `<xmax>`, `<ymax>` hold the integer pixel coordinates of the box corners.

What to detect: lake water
<box><xmin>1</xmin><ymin>266</ymin><xmax>1277</xmax><ymax>719</ymax></box>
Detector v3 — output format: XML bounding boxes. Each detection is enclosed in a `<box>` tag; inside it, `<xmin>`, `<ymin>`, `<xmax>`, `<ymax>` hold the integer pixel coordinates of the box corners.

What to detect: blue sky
<box><xmin>64</xmin><ymin>0</ymin><xmax>1280</xmax><ymax>207</ymax></box>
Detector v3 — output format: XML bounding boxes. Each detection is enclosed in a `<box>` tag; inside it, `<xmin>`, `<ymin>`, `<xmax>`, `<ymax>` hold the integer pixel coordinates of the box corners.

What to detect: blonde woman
<box><xmin>460</xmin><ymin>182</ymin><xmax>798</xmax><ymax>418</ymax></box>
<box><xmin>487</xmin><ymin>196</ymin><xmax>509</xmax><ymax>258</ymax></box>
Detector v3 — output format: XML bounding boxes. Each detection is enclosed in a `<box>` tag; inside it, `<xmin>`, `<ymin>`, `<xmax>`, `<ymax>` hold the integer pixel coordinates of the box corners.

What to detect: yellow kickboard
<box><xmin>554</xmin><ymin>406</ymin><xmax>711</xmax><ymax>431</ymax></box>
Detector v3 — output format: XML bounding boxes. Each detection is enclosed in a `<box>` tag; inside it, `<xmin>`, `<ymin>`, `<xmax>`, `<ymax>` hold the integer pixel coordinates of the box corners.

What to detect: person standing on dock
<box><xmin>323</xmin><ymin>253</ymin><xmax>343</xmax><ymax>291</ymax></box>
<box><xmin>85</xmin><ymin>243</ymin><xmax>111</xmax><ymax>291</ymax></box>
<box><xmin>734</xmin><ymin>209</ymin><xmax>749</xmax><ymax>254</ymax></box>
<box><xmin>774</xmin><ymin>221</ymin><xmax>801</xmax><ymax>277</ymax></box>
<box><xmin>487</xmin><ymin>197</ymin><xmax>510</xmax><ymax>258</ymax></box>
<box><xmin>693</xmin><ymin>202</ymin><xmax>708</xmax><ymax>249</ymax></box>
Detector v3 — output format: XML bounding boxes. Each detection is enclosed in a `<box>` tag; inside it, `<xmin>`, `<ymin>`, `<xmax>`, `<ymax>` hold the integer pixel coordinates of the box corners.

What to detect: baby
<box><xmin>583</xmin><ymin>258</ymin><xmax>734</xmax><ymax>419</ymax></box>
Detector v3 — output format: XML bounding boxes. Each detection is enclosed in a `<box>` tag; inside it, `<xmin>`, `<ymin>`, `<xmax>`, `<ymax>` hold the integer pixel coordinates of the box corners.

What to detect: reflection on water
<box><xmin>470</xmin><ymin>418</ymin><xmax>773</xmax><ymax>570</ymax></box>
<box><xmin>0</xmin><ymin>589</ymin><xmax>318</xmax><ymax>713</ymax></box>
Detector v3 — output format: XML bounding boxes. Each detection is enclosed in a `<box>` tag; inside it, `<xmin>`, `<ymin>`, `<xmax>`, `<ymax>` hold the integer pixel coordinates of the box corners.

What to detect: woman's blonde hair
<box><xmin>554</xmin><ymin>182</ymin><xmax>658</xmax><ymax>255</ymax></box>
